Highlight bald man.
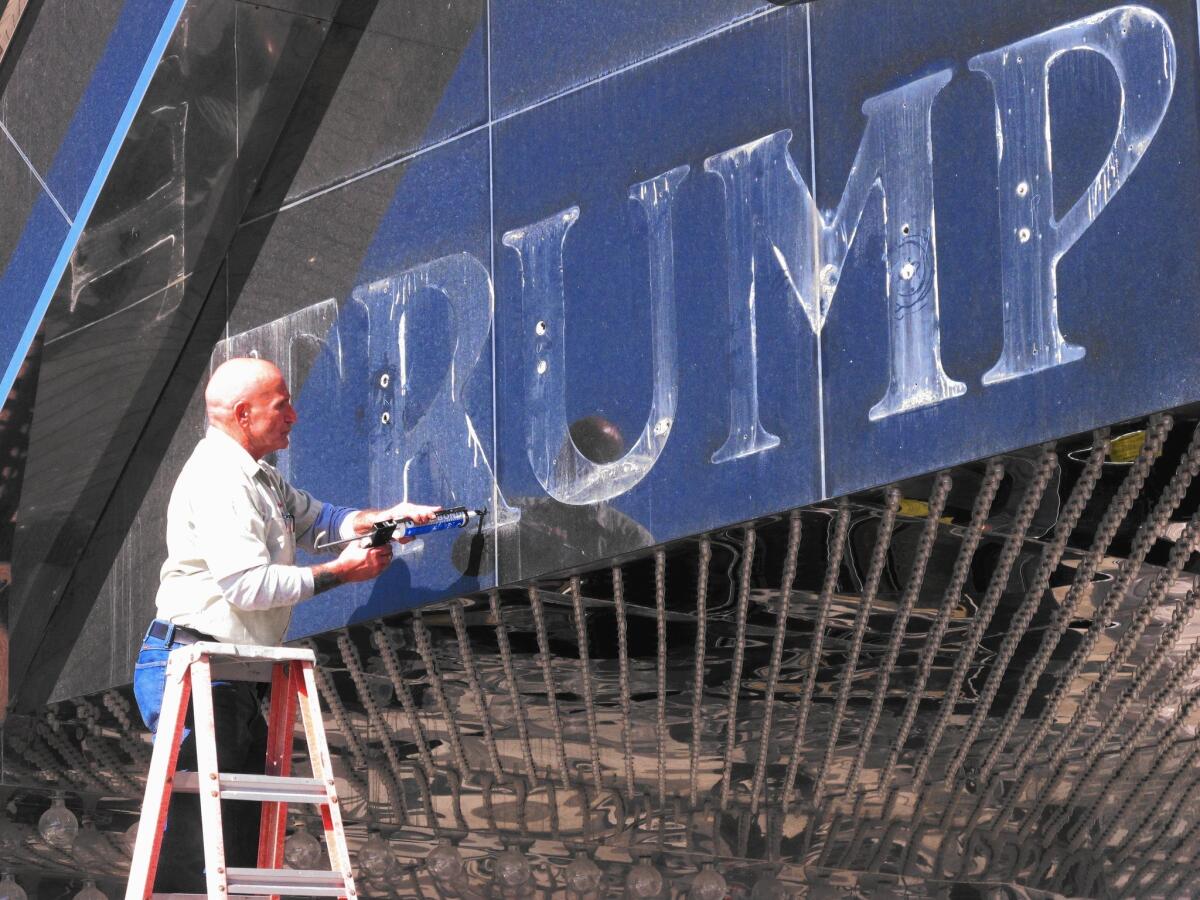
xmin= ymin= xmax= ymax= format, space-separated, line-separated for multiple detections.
xmin=133 ymin=357 xmax=436 ymax=890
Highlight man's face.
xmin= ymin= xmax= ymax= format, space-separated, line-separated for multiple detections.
xmin=240 ymin=372 xmax=298 ymax=459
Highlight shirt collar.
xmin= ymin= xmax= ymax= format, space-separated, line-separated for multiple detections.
xmin=203 ymin=427 xmax=266 ymax=481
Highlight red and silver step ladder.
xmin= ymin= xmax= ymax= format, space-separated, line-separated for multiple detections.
xmin=125 ymin=642 xmax=357 ymax=898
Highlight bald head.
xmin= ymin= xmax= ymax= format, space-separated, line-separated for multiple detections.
xmin=207 ymin=357 xmax=297 ymax=458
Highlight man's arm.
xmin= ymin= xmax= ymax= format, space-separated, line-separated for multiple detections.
xmin=309 ymin=539 xmax=394 ymax=595
xmin=344 ymin=501 xmax=441 ymax=542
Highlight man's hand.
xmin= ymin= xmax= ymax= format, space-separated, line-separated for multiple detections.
xmin=335 ymin=538 xmax=393 ymax=581
xmin=311 ymin=537 xmax=393 ymax=594
xmin=376 ymin=501 xmax=441 ymax=544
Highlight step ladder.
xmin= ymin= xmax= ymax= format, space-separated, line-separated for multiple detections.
xmin=125 ymin=642 xmax=357 ymax=899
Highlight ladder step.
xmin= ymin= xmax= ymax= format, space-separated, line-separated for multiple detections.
xmin=151 ymin=895 xmax=270 ymax=899
xmin=173 ymin=771 xmax=331 ymax=804
xmin=226 ymin=868 xmax=348 ymax=896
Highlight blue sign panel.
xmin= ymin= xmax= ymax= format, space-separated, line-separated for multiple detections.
xmin=71 ymin=0 xmax=1200 ymax=644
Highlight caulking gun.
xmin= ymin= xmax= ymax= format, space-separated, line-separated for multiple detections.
xmin=316 ymin=506 xmax=487 ymax=551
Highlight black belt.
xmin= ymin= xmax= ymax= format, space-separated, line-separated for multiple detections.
xmin=145 ymin=619 xmax=215 ymax=646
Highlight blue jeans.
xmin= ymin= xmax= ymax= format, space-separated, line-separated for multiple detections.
xmin=133 ymin=624 xmax=267 ymax=891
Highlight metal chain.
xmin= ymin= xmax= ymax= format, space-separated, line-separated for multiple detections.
xmin=689 ymin=539 xmax=711 ymax=809
xmin=40 ymin=715 xmax=111 ymax=793
xmin=784 ymin=500 xmax=850 ymax=812
xmin=880 ymin=461 xmax=1004 ymax=789
xmin=337 ymin=630 xmax=409 ymax=824
xmin=612 ymin=565 xmax=638 ymax=798
xmin=1019 ymin=417 xmax=1179 ymax=779
xmin=1089 ymin=696 xmax=1200 ymax=852
xmin=850 ymin=475 xmax=951 ymax=793
xmin=449 ymin=600 xmax=505 ymax=782
xmin=1035 ymin=596 xmax=1200 ymax=843
xmin=101 ymin=690 xmax=152 ymax=765
xmin=488 ymin=590 xmax=539 ymax=780
xmin=73 ymin=702 xmax=141 ymax=795
xmin=719 ymin=530 xmax=755 ymax=811
xmin=981 ymin=413 xmax=1170 ymax=786
xmin=303 ymin=640 xmax=372 ymax=799
xmin=569 ymin=577 xmax=605 ymax=796
xmin=954 ymin=429 xmax=1106 ymax=787
xmin=1052 ymin=507 xmax=1200 ymax=777
xmin=410 ymin=612 xmax=471 ymax=778
xmin=829 ymin=488 xmax=901 ymax=798
xmin=932 ymin=444 xmax=1058 ymax=786
xmin=1079 ymin=650 xmax=1200 ymax=853
xmin=528 ymin=586 xmax=571 ymax=788
xmin=7 ymin=731 xmax=67 ymax=785
xmin=372 ymin=626 xmax=437 ymax=778
xmin=750 ymin=510 xmax=802 ymax=815
xmin=655 ymin=547 xmax=669 ymax=809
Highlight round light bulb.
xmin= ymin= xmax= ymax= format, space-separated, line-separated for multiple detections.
xmin=284 ymin=821 xmax=322 ymax=869
xmin=564 ymin=853 xmax=603 ymax=895
xmin=690 ymin=865 xmax=727 ymax=900
xmin=626 ymin=860 xmax=663 ymax=898
xmin=0 ymin=872 xmax=27 ymax=900
xmin=357 ymin=830 xmax=397 ymax=877
xmin=749 ymin=876 xmax=788 ymax=899
xmin=73 ymin=880 xmax=107 ymax=900
xmin=38 ymin=793 xmax=78 ymax=850
xmin=494 ymin=846 xmax=532 ymax=888
xmin=425 ymin=840 xmax=464 ymax=883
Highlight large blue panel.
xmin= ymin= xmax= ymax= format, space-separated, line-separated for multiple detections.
xmin=811 ymin=0 xmax=1200 ymax=496
xmin=219 ymin=131 xmax=498 ymax=634
xmin=489 ymin=0 xmax=772 ymax=118
xmin=492 ymin=7 xmax=815 ymax=581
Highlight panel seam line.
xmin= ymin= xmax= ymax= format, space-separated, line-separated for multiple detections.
xmin=0 ymin=119 xmax=73 ymax=225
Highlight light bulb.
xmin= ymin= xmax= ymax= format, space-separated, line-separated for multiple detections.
xmin=494 ymin=846 xmax=532 ymax=889
xmin=690 ymin=865 xmax=727 ymax=900
xmin=425 ymin=839 xmax=464 ymax=882
xmin=564 ymin=853 xmax=603 ymax=895
xmin=749 ymin=876 xmax=787 ymax=899
xmin=73 ymin=880 xmax=107 ymax=900
xmin=626 ymin=860 xmax=663 ymax=898
xmin=357 ymin=830 xmax=397 ymax=877
xmin=284 ymin=821 xmax=322 ymax=869
xmin=0 ymin=873 xmax=26 ymax=900
xmin=38 ymin=793 xmax=78 ymax=850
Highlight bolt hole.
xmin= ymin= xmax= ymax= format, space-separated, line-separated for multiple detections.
xmin=535 ymin=320 xmax=548 ymax=336
xmin=536 ymin=360 xmax=548 ymax=375
xmin=380 ymin=411 xmax=391 ymax=425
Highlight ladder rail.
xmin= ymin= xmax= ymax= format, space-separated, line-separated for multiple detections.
xmin=258 ymin=660 xmax=299 ymax=872
xmin=126 ymin=660 xmax=193 ymax=899
xmin=297 ymin=660 xmax=356 ymax=893
xmin=189 ymin=655 xmax=230 ymax=897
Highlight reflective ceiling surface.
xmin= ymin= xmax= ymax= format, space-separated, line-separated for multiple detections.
xmin=3 ymin=414 xmax=1200 ymax=897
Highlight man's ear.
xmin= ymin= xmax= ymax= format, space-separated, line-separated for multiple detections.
xmin=233 ymin=399 xmax=251 ymax=425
